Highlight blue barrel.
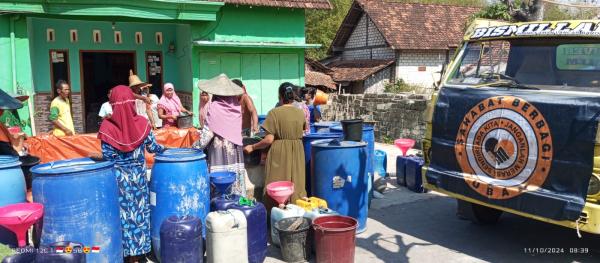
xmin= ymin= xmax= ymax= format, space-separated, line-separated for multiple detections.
xmin=160 ymin=215 xmax=203 ymax=263
xmin=31 ymin=158 xmax=121 ymax=263
xmin=230 ymin=202 xmax=267 ymax=263
xmin=258 ymin=115 xmax=267 ymax=125
xmin=303 ymin=133 xmax=342 ymax=196
xmin=0 ymin=155 xmax=25 ymax=207
xmin=331 ymin=125 xmax=375 ymax=206
xmin=313 ymin=121 xmax=340 ymax=133
xmin=0 ymin=155 xmax=25 ymax=247
xmin=311 ymin=139 xmax=368 ymax=233
xmin=35 ymin=241 xmax=86 ymax=263
xmin=150 ymin=148 xmax=209 ymax=258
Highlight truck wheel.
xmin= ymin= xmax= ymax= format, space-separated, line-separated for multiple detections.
xmin=456 ymin=199 xmax=502 ymax=225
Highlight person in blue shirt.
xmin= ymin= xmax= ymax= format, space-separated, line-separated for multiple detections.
xmin=306 ymin=88 xmax=321 ymax=123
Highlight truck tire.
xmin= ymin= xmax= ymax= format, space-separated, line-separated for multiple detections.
xmin=456 ymin=199 xmax=502 ymax=225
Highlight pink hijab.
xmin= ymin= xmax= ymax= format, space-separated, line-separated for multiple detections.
xmin=158 ymin=83 xmax=182 ymax=116
xmin=206 ymin=95 xmax=242 ymax=146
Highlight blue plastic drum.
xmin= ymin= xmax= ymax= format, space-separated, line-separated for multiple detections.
xmin=31 ymin=158 xmax=122 ymax=263
xmin=302 ymin=133 xmax=342 ymax=196
xmin=0 ymin=155 xmax=25 ymax=247
xmin=150 ymin=148 xmax=209 ymax=258
xmin=311 ymin=139 xmax=369 ymax=233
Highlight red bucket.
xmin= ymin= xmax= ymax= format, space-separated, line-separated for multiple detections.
xmin=312 ymin=215 xmax=358 ymax=263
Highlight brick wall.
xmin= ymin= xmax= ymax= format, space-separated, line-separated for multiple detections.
xmin=343 ymin=14 xmax=395 ymax=60
xmin=321 ymin=93 xmax=429 ymax=147
xmin=34 ymin=93 xmax=85 ymax=135
xmin=364 ymin=67 xmax=391 ymax=94
xmin=396 ymin=50 xmax=449 ymax=89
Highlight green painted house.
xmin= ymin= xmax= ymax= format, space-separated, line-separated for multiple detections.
xmin=0 ymin=0 xmax=331 ymax=135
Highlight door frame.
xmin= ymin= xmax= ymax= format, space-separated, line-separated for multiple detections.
xmin=79 ymin=50 xmax=137 ymax=132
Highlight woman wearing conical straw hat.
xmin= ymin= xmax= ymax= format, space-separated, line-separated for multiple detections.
xmin=193 ymin=74 xmax=247 ymax=196
xmin=128 ymin=70 xmax=157 ymax=129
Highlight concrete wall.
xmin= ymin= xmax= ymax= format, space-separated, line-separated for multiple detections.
xmin=342 ymin=14 xmax=394 ymax=60
xmin=396 ymin=49 xmax=452 ymax=89
xmin=321 ymin=93 xmax=429 ymax=147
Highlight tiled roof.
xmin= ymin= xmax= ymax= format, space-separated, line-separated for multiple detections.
xmin=331 ymin=0 xmax=480 ymax=51
xmin=305 ymin=70 xmax=337 ymax=90
xmin=208 ymin=0 xmax=332 ymax=9
xmin=327 ymin=59 xmax=394 ymax=82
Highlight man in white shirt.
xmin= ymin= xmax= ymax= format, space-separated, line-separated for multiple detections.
xmin=98 ymin=89 xmax=113 ymax=119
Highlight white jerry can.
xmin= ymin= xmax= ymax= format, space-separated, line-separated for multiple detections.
xmin=303 ymin=208 xmax=339 ymax=222
xmin=270 ymin=204 xmax=305 ymax=246
xmin=206 ymin=209 xmax=249 ymax=263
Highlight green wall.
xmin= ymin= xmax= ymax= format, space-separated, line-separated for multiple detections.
xmin=29 ymin=17 xmax=193 ymax=93
xmin=0 ymin=15 xmax=34 ymax=135
xmin=193 ymin=5 xmax=306 ymax=44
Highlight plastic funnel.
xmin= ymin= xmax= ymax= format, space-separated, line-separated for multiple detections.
xmin=394 ymin=138 xmax=415 ymax=156
xmin=0 ymin=203 xmax=44 ymax=247
xmin=266 ymin=181 xmax=294 ymax=206
xmin=210 ymin=172 xmax=236 ymax=198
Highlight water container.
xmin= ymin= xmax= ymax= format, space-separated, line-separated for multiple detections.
xmin=396 ymin=155 xmax=409 ymax=186
xmin=331 ymin=125 xmax=375 ymax=206
xmin=303 ymin=208 xmax=338 ymax=222
xmin=35 ymin=241 xmax=86 ymax=263
xmin=406 ymin=156 xmax=425 ymax=193
xmin=0 ymin=156 xmax=25 ymax=207
xmin=230 ymin=201 xmax=267 ymax=263
xmin=312 ymin=121 xmax=340 ymax=133
xmin=374 ymin=150 xmax=387 ymax=178
xmin=275 ymin=217 xmax=311 ymax=262
xmin=295 ymin=197 xmax=328 ymax=212
xmin=206 ymin=210 xmax=248 ymax=263
xmin=0 ymin=155 xmax=23 ymax=247
xmin=311 ymin=139 xmax=369 ymax=233
xmin=302 ymin=133 xmax=342 ymax=196
xmin=258 ymin=115 xmax=267 ymax=125
xmin=210 ymin=195 xmax=241 ymax=212
xmin=31 ymin=158 xmax=121 ymax=263
xmin=150 ymin=148 xmax=210 ymax=258
xmin=313 ymin=216 xmax=358 ymax=263
xmin=160 ymin=215 xmax=203 ymax=263
xmin=270 ymin=204 xmax=305 ymax=246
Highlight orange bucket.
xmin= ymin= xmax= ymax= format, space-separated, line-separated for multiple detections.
xmin=314 ymin=89 xmax=329 ymax=106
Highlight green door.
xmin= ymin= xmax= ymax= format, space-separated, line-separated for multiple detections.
xmin=198 ymin=52 xmax=301 ymax=115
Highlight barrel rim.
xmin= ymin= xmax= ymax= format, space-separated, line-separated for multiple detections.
xmin=303 ymin=133 xmax=342 ymax=139
xmin=154 ymin=148 xmax=206 ymax=162
xmin=0 ymin=155 xmax=21 ymax=169
xmin=30 ymin=157 xmax=113 ymax=175
xmin=311 ymin=139 xmax=367 ymax=148
xmin=312 ymin=215 xmax=358 ymax=233
xmin=330 ymin=124 xmax=374 ymax=132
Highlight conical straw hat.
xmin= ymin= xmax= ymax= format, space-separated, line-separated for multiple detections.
xmin=0 ymin=89 xmax=23 ymax=110
xmin=128 ymin=70 xmax=152 ymax=89
xmin=198 ymin=74 xmax=244 ymax=96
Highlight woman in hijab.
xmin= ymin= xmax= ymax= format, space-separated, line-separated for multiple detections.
xmin=199 ymin=91 xmax=210 ymax=127
xmin=193 ymin=74 xmax=247 ymax=196
xmin=158 ymin=83 xmax=193 ymax=128
xmin=97 ymin=85 xmax=166 ymax=263
xmin=244 ymin=82 xmax=307 ymax=207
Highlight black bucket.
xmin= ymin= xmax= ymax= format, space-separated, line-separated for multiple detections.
xmin=19 ymin=155 xmax=40 ymax=190
xmin=275 ymin=217 xmax=311 ymax=263
xmin=340 ymin=119 xmax=363 ymax=142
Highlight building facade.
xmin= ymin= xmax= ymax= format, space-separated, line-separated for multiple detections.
xmin=326 ymin=0 xmax=479 ymax=94
xmin=0 ymin=0 xmax=330 ymax=135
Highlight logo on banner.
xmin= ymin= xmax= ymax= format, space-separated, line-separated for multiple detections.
xmin=455 ymin=96 xmax=553 ymax=199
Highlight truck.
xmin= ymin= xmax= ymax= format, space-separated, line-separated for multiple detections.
xmin=423 ymin=19 xmax=600 ymax=235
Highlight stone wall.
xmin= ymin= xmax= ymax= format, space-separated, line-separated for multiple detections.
xmin=364 ymin=67 xmax=391 ymax=94
xmin=321 ymin=93 xmax=429 ymax=147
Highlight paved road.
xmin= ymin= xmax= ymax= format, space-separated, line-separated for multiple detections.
xmin=266 ymin=184 xmax=599 ymax=263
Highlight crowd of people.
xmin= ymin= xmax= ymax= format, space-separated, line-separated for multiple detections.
xmin=0 ymin=71 xmax=324 ymax=263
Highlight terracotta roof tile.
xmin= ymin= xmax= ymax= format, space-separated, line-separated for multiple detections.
xmin=327 ymin=59 xmax=394 ymax=82
xmin=305 ymin=70 xmax=337 ymax=90
xmin=332 ymin=0 xmax=479 ymax=51
xmin=208 ymin=0 xmax=332 ymax=9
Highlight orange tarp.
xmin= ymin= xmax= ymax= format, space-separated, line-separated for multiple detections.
xmin=26 ymin=127 xmax=200 ymax=167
